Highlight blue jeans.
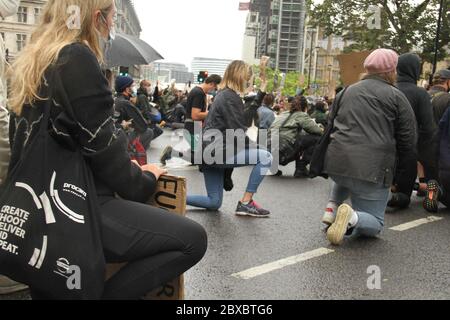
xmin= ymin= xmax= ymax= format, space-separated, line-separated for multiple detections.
xmin=329 ymin=175 xmax=390 ymax=238
xmin=187 ymin=148 xmax=273 ymax=210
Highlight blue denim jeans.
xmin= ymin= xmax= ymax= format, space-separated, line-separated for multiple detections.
xmin=187 ymin=148 xmax=273 ymax=210
xmin=329 ymin=175 xmax=390 ymax=238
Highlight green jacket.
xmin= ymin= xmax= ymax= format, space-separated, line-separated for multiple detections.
xmin=269 ymin=111 xmax=322 ymax=145
xmin=311 ymin=110 xmax=328 ymax=126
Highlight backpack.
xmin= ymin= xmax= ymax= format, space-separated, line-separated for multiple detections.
xmin=128 ymin=137 xmax=148 ymax=166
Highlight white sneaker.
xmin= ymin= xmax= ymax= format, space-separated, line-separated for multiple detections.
xmin=322 ymin=207 xmax=336 ymax=225
xmin=327 ymin=204 xmax=357 ymax=245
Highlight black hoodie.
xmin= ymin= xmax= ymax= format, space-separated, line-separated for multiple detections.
xmin=396 ymin=53 xmax=436 ymax=150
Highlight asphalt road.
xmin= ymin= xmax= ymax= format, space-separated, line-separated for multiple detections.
xmin=152 ymin=130 xmax=450 ymax=300
xmin=2 ymin=129 xmax=449 ymax=300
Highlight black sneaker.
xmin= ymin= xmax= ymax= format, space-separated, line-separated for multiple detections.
xmin=387 ymin=192 xmax=410 ymax=209
xmin=224 ymin=169 xmax=234 ymax=192
xmin=160 ymin=146 xmax=173 ymax=166
xmin=423 ymin=180 xmax=440 ymax=213
xmin=236 ymin=201 xmax=271 ymax=218
xmin=294 ymin=167 xmax=309 ymax=178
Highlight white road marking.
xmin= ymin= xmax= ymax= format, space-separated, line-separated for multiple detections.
xmin=231 ymin=248 xmax=335 ymax=280
xmin=389 ymin=216 xmax=444 ymax=232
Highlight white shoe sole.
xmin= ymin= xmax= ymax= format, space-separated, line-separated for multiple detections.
xmin=235 ymin=211 xmax=270 ymax=218
xmin=327 ymin=204 xmax=353 ymax=245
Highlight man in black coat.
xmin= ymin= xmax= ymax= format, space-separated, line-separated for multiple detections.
xmin=114 ymin=76 xmax=154 ymax=150
xmin=429 ymin=69 xmax=450 ymax=125
xmin=389 ymin=53 xmax=438 ymax=209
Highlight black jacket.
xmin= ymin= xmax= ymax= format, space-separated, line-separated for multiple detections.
xmin=429 ymin=86 xmax=450 ymax=125
xmin=114 ymin=94 xmax=148 ymax=134
xmin=396 ymin=53 xmax=436 ymax=152
xmin=201 ymin=88 xmax=256 ymax=164
xmin=324 ymin=75 xmax=417 ymax=186
xmin=9 ymin=43 xmax=156 ymax=202
xmin=136 ymin=88 xmax=152 ymax=120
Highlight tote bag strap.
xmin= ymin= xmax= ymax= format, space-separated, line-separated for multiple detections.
xmin=328 ymin=87 xmax=349 ymax=128
xmin=39 ymin=69 xmax=56 ymax=136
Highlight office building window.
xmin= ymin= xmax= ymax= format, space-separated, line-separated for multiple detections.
xmin=34 ymin=8 xmax=41 ymax=23
xmin=17 ymin=6 xmax=27 ymax=23
xmin=17 ymin=34 xmax=27 ymax=51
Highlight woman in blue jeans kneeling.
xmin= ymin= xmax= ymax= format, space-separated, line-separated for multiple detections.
xmin=322 ymin=49 xmax=417 ymax=245
xmin=187 ymin=60 xmax=273 ymax=218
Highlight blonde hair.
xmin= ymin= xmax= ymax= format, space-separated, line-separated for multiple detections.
xmin=219 ymin=60 xmax=252 ymax=94
xmin=8 ymin=0 xmax=114 ymax=115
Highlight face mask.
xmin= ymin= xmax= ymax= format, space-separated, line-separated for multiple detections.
xmin=131 ymin=87 xmax=138 ymax=97
xmin=97 ymin=13 xmax=115 ymax=58
xmin=101 ymin=13 xmax=116 ymax=41
xmin=98 ymin=34 xmax=112 ymax=57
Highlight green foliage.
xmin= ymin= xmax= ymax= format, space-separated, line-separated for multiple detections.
xmin=253 ymin=65 xmax=306 ymax=96
xmin=309 ymin=0 xmax=450 ymax=63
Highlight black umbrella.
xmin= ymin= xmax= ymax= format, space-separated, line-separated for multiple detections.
xmin=106 ymin=33 xmax=164 ymax=67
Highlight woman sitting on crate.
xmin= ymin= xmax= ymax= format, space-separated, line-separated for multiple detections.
xmin=268 ymin=96 xmax=323 ymax=178
xmin=7 ymin=0 xmax=207 ymax=299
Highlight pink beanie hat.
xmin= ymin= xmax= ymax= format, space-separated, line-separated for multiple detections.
xmin=364 ymin=49 xmax=399 ymax=74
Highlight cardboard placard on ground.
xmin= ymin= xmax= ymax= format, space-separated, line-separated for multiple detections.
xmin=337 ymin=51 xmax=372 ymax=86
xmin=105 ymin=175 xmax=187 ymax=300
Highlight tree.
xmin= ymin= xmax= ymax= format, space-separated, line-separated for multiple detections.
xmin=253 ymin=65 xmax=304 ymax=96
xmin=309 ymin=0 xmax=450 ymax=64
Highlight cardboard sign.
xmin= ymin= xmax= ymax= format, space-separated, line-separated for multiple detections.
xmin=337 ymin=51 xmax=372 ymax=86
xmin=105 ymin=175 xmax=187 ymax=300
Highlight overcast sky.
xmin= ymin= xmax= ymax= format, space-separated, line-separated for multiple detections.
xmin=134 ymin=0 xmax=248 ymax=70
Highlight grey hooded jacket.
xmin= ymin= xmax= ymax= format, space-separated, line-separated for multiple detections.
xmin=324 ymin=75 xmax=417 ymax=187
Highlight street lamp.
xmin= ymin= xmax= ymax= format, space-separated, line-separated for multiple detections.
xmin=307 ymin=29 xmax=315 ymax=89
xmin=313 ymin=46 xmax=321 ymax=89
xmin=430 ymin=0 xmax=445 ymax=84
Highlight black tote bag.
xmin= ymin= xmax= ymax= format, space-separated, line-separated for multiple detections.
xmin=0 ymin=79 xmax=105 ymax=299
xmin=309 ymin=87 xmax=348 ymax=179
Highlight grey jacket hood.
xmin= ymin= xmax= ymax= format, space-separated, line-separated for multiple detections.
xmin=397 ymin=53 xmax=421 ymax=83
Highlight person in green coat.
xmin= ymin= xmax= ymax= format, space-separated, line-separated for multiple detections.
xmin=269 ymin=96 xmax=323 ymax=177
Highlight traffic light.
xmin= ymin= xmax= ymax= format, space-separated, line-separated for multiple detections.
xmin=119 ymin=66 xmax=129 ymax=77
xmin=197 ymin=71 xmax=208 ymax=83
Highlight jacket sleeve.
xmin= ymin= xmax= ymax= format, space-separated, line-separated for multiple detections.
xmin=417 ymin=90 xmax=436 ymax=143
xmin=252 ymin=90 xmax=266 ymax=109
xmin=301 ymin=115 xmax=323 ymax=136
xmin=395 ymin=92 xmax=418 ymax=157
xmin=55 ymin=44 xmax=156 ymax=203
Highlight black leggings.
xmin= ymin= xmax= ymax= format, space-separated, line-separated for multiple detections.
xmin=99 ymin=196 xmax=207 ymax=299
xmin=31 ymin=196 xmax=207 ymax=300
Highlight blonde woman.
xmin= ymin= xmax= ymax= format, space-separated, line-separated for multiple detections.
xmin=8 ymin=0 xmax=206 ymax=299
xmin=187 ymin=60 xmax=273 ymax=217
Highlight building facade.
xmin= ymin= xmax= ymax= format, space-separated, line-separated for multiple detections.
xmin=243 ymin=0 xmax=307 ymax=73
xmin=114 ymin=0 xmax=142 ymax=78
xmin=191 ymin=57 xmax=233 ymax=82
xmin=141 ymin=61 xmax=194 ymax=84
xmin=0 ymin=0 xmax=46 ymax=62
xmin=115 ymin=0 xmax=141 ymax=37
